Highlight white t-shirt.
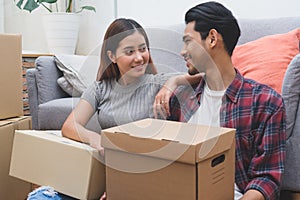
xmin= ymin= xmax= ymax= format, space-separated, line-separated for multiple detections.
xmin=188 ymin=83 xmax=225 ymax=127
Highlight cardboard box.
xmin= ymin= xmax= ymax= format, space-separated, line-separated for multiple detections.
xmin=0 ymin=34 xmax=23 ymax=120
xmin=0 ymin=116 xmax=32 ymax=200
xmin=9 ymin=130 xmax=106 ymax=200
xmin=102 ymin=118 xmax=236 ymax=200
xmin=292 ymin=193 xmax=300 ymax=200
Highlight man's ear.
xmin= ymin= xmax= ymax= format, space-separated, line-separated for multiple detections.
xmin=107 ymin=51 xmax=116 ymax=63
xmin=208 ymin=29 xmax=218 ymax=47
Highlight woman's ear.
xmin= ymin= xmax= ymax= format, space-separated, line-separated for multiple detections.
xmin=107 ymin=51 xmax=116 ymax=63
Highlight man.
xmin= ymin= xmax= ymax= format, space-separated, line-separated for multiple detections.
xmin=155 ymin=2 xmax=286 ymax=200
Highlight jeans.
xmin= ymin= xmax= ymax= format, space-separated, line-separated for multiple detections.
xmin=27 ymin=186 xmax=77 ymax=200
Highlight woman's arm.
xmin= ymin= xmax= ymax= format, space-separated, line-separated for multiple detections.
xmin=62 ymin=99 xmax=103 ymax=152
xmin=153 ymin=73 xmax=202 ymax=119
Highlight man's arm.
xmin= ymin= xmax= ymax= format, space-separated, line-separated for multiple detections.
xmin=244 ymin=96 xmax=286 ymax=200
xmin=153 ymin=73 xmax=201 ymax=119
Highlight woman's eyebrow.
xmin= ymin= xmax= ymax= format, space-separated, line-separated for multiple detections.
xmin=123 ymin=46 xmax=134 ymax=50
xmin=123 ymin=43 xmax=146 ymax=50
xmin=138 ymin=43 xmax=146 ymax=47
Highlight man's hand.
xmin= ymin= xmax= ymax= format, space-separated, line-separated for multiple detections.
xmin=153 ymin=85 xmax=172 ymax=119
xmin=240 ymin=189 xmax=265 ymax=200
xmin=99 ymin=192 xmax=106 ymax=200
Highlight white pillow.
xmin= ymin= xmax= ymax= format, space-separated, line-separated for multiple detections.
xmin=54 ymin=55 xmax=100 ymax=95
xmin=57 ymin=76 xmax=82 ymax=97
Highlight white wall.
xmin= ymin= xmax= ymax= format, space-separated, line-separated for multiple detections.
xmin=4 ymin=0 xmax=300 ymax=55
xmin=75 ymin=0 xmax=115 ymax=55
xmin=0 ymin=0 xmax=4 ymax=33
xmin=3 ymin=0 xmax=115 ymax=55
xmin=117 ymin=0 xmax=300 ymax=27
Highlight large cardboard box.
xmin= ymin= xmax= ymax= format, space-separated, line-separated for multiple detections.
xmin=9 ymin=130 xmax=106 ymax=200
xmin=0 ymin=116 xmax=32 ymax=200
xmin=0 ymin=34 xmax=23 ymax=120
xmin=102 ymin=118 xmax=236 ymax=200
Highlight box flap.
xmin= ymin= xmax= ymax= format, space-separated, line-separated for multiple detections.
xmin=102 ymin=119 xmax=235 ymax=164
xmin=0 ymin=120 xmax=11 ymax=127
xmin=0 ymin=116 xmax=31 ymax=128
xmin=15 ymin=130 xmax=101 ymax=160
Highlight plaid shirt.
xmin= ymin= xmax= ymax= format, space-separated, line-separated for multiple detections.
xmin=168 ymin=70 xmax=286 ymax=200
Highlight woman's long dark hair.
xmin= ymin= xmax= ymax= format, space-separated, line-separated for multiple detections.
xmin=97 ymin=18 xmax=157 ymax=81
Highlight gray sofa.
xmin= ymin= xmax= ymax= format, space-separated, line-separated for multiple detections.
xmin=26 ymin=17 xmax=300 ymax=195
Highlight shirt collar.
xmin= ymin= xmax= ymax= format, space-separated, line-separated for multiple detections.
xmin=226 ymin=68 xmax=243 ymax=103
xmin=191 ymin=76 xmax=205 ymax=100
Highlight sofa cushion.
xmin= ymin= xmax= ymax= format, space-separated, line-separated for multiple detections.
xmin=232 ymin=28 xmax=300 ymax=94
xmin=38 ymin=98 xmax=101 ymax=132
xmin=38 ymin=98 xmax=79 ymax=130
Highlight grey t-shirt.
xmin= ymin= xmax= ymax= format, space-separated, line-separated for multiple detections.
xmin=81 ymin=73 xmax=174 ymax=129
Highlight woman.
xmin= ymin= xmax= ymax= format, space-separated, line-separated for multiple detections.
xmin=61 ymin=18 xmax=197 ymax=152
xmin=28 ymin=18 xmax=198 ymax=200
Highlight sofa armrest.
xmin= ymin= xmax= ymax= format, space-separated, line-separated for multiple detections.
xmin=282 ymin=54 xmax=300 ymax=139
xmin=26 ymin=56 xmax=70 ymax=129
xmin=26 ymin=68 xmax=39 ymax=129
xmin=35 ymin=56 xmax=70 ymax=104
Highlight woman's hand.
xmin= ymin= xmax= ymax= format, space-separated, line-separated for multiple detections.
xmin=88 ymin=133 xmax=105 ymax=156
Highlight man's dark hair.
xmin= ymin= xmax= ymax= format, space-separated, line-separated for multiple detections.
xmin=185 ymin=1 xmax=240 ymax=56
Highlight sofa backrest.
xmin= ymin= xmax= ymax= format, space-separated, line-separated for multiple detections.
xmin=146 ymin=17 xmax=300 ymax=74
xmin=237 ymin=17 xmax=300 ymax=45
xmin=146 ymin=26 xmax=186 ymax=74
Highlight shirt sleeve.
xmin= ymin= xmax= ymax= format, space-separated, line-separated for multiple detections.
xmin=153 ymin=72 xmax=183 ymax=88
xmin=245 ymin=98 xmax=286 ymax=200
xmin=80 ymin=81 xmax=103 ymax=112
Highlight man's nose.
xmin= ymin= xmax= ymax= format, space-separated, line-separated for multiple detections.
xmin=180 ymin=48 xmax=187 ymax=58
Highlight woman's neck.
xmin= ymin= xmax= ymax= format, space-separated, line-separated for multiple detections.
xmin=118 ymin=75 xmax=140 ymax=85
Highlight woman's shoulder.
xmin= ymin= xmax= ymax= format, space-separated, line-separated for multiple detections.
xmin=85 ymin=79 xmax=115 ymax=95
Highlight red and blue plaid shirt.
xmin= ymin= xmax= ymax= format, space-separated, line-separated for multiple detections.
xmin=168 ymin=69 xmax=286 ymax=200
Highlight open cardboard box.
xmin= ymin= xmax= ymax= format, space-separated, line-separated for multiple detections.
xmin=9 ymin=130 xmax=105 ymax=200
xmin=102 ymin=118 xmax=236 ymax=200
xmin=0 ymin=116 xmax=32 ymax=199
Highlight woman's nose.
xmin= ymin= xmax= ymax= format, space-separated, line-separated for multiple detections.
xmin=134 ymin=52 xmax=143 ymax=61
